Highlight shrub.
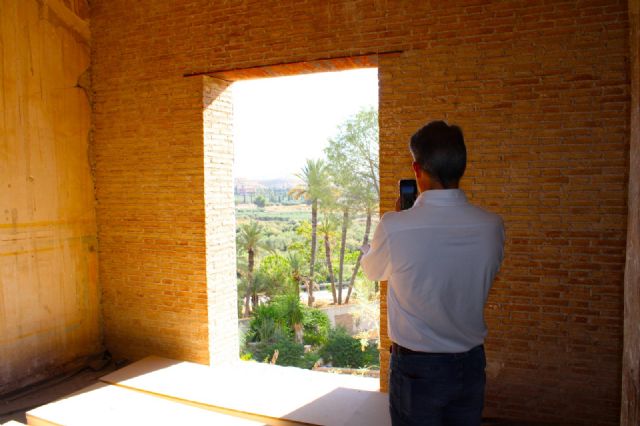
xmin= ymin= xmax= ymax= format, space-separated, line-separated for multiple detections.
xmin=247 ymin=335 xmax=319 ymax=369
xmin=246 ymin=303 xmax=289 ymax=343
xmin=246 ymin=295 xmax=330 ymax=346
xmin=361 ymin=341 xmax=380 ymax=368
xmin=320 ymin=327 xmax=379 ymax=368
xmin=302 ymin=307 xmax=330 ymax=346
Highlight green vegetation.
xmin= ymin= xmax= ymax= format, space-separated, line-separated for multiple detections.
xmin=236 ymin=107 xmax=381 ymax=372
xmin=253 ymin=194 xmax=266 ymax=208
xmin=245 ymin=295 xmax=329 ymax=345
xmin=289 ymin=158 xmax=332 ymax=306
xmin=302 ymin=308 xmax=331 ymax=346
xmin=236 ymin=209 xmax=309 ymax=222
xmin=241 ymin=296 xmax=378 ymax=370
xmin=247 ymin=337 xmax=321 ymax=369
xmin=320 ymin=327 xmax=379 ymax=369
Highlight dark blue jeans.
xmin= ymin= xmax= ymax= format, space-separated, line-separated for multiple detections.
xmin=389 ymin=345 xmax=486 ymax=426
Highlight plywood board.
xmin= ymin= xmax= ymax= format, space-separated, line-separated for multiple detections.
xmin=100 ymin=357 xmax=390 ymax=426
xmin=0 ymin=0 xmax=98 ymax=394
xmin=26 ymin=383 xmax=274 ymax=426
xmin=342 ymin=390 xmax=392 ymax=426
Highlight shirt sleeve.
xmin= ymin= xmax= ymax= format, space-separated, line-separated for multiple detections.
xmin=361 ymin=219 xmax=392 ymax=281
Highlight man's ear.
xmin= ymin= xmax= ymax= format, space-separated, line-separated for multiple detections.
xmin=412 ymin=162 xmax=422 ymax=177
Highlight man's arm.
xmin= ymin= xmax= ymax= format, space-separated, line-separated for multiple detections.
xmin=360 ymin=218 xmax=392 ymax=281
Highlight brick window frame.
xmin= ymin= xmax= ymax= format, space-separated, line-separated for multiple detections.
xmin=199 ymin=55 xmax=383 ymax=368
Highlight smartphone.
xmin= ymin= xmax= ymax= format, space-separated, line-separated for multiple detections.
xmin=399 ymin=179 xmax=418 ymax=210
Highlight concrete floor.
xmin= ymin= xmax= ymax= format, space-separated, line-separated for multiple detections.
xmin=0 ymin=363 xmax=117 ymax=424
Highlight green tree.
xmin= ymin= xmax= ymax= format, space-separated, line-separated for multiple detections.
xmin=253 ymin=253 xmax=291 ymax=301
xmin=289 ymin=221 xmax=329 ymax=298
xmin=285 ymin=251 xmax=306 ymax=296
xmin=289 ymin=159 xmax=331 ymax=306
xmin=237 ymin=221 xmax=267 ymax=316
xmin=325 ymin=107 xmax=379 ymax=304
xmin=318 ymin=213 xmax=339 ymax=304
xmin=254 ymin=194 xmax=266 ymax=208
xmin=344 ymin=197 xmax=377 ymax=303
xmin=286 ymin=294 xmax=305 ymax=344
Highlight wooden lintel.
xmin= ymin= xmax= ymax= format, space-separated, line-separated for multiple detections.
xmin=621 ymin=0 xmax=640 ymax=425
xmin=184 ymin=51 xmax=403 ymax=80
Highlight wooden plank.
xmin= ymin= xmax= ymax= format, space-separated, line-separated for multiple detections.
xmin=342 ymin=390 xmax=391 ymax=426
xmin=100 ymin=356 xmax=390 ymax=426
xmin=0 ymin=0 xmax=98 ymax=395
xmin=184 ymin=53 xmax=403 ymax=80
xmin=25 ymin=383 xmax=273 ymax=426
xmin=622 ymin=0 xmax=640 ymax=425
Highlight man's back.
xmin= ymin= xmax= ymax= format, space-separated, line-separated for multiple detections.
xmin=366 ymin=121 xmax=504 ymax=425
xmin=361 ymin=189 xmax=504 ymax=353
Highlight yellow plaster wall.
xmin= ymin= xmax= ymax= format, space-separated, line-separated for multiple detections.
xmin=0 ymin=0 xmax=100 ymax=393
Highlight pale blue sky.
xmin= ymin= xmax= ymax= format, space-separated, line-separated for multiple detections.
xmin=232 ymin=68 xmax=378 ymax=181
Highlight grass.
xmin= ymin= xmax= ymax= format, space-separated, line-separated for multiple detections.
xmin=236 ymin=208 xmax=310 ymax=222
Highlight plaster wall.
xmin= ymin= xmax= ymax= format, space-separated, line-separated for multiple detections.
xmin=0 ymin=0 xmax=100 ymax=394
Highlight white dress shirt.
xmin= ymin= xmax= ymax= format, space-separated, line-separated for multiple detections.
xmin=361 ymin=189 xmax=504 ymax=353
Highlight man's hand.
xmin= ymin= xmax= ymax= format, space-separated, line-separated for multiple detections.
xmin=395 ymin=196 xmax=402 ymax=212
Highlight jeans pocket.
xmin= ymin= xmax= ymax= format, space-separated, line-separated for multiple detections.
xmin=393 ymin=361 xmax=452 ymax=422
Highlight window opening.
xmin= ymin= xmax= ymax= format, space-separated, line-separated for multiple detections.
xmin=232 ymin=68 xmax=381 ymax=375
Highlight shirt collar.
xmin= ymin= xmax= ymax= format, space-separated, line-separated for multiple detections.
xmin=414 ymin=189 xmax=468 ymax=207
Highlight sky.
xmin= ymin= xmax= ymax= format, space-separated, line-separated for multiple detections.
xmin=232 ymin=68 xmax=378 ymax=181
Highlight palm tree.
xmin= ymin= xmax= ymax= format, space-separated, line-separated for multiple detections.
xmin=335 ymin=188 xmax=359 ymax=304
xmin=318 ymin=214 xmax=338 ymax=304
xmin=289 ymin=159 xmax=330 ymax=306
xmin=345 ymin=198 xmax=375 ymax=304
xmin=285 ymin=251 xmax=305 ymax=296
xmin=286 ymin=294 xmax=305 ymax=344
xmin=237 ymin=221 xmax=265 ymax=316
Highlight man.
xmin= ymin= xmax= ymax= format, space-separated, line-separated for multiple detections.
xmin=361 ymin=121 xmax=504 ymax=426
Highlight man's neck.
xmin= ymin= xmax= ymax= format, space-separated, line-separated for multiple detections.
xmin=426 ymin=182 xmax=459 ymax=191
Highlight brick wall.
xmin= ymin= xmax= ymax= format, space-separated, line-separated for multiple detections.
xmin=378 ymin=40 xmax=628 ymax=424
xmin=91 ymin=1 xmax=630 ymax=423
xmin=203 ymin=77 xmax=239 ymax=365
xmin=94 ymin=75 xmax=210 ymax=363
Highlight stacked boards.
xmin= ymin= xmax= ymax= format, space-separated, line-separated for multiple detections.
xmin=26 ymin=357 xmax=391 ymax=426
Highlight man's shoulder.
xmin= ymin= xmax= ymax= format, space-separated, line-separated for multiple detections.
xmin=466 ymin=203 xmax=504 ymax=225
xmin=379 ymin=208 xmax=427 ymax=234
xmin=379 ymin=210 xmax=406 ymax=229
xmin=463 ymin=204 xmax=505 ymax=242
xmin=465 ymin=204 xmax=506 ymax=248
xmin=381 ymin=202 xmax=504 ymax=232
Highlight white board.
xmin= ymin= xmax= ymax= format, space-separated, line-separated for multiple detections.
xmin=100 ymin=356 xmax=390 ymax=426
xmin=26 ymin=383 xmax=273 ymax=426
